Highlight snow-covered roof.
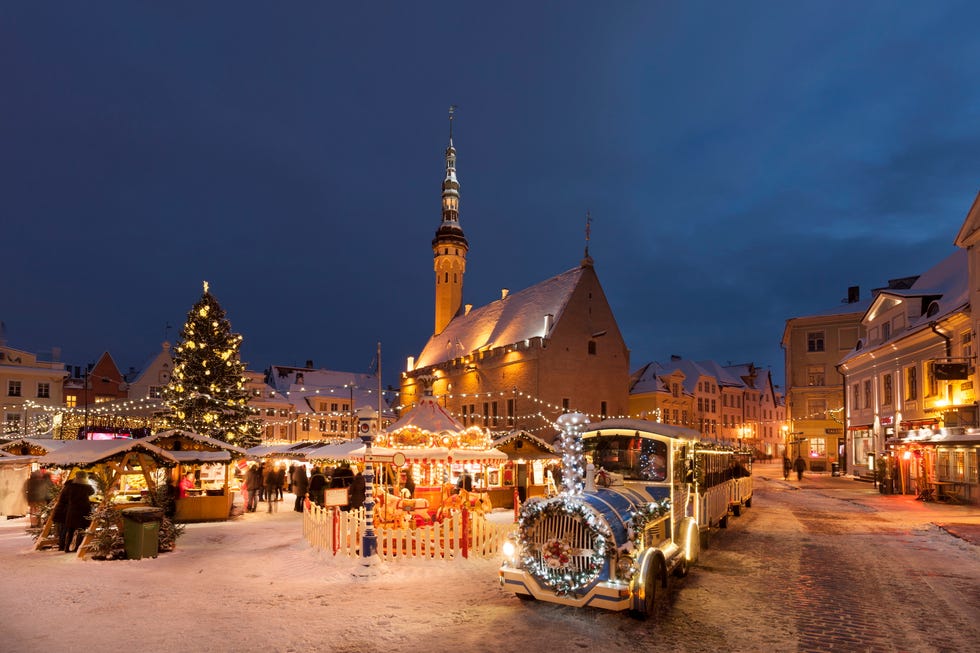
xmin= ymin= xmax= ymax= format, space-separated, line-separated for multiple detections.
xmin=841 ymin=249 xmax=967 ymax=364
xmin=0 ymin=438 xmax=71 ymax=455
xmin=144 ymin=429 xmax=249 ymax=456
xmin=387 ymin=395 xmax=465 ymax=434
xmin=492 ymin=431 xmax=560 ymax=460
xmin=415 ymin=266 xmax=585 ymax=369
xmin=583 ymin=418 xmax=701 ymax=441
xmin=38 ymin=440 xmax=179 ymax=467
xmin=170 ymin=450 xmax=232 ymax=463
xmin=267 ymin=368 xmax=378 ymax=395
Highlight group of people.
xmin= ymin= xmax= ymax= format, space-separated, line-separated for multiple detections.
xmin=243 ymin=462 xmax=287 ymax=513
xmin=783 ymin=455 xmax=807 ymax=481
xmin=241 ymin=461 xmax=370 ymax=513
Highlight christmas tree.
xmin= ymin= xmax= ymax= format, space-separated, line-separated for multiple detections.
xmin=163 ymin=281 xmax=261 ymax=448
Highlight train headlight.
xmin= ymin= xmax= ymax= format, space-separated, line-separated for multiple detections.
xmin=502 ymin=538 xmax=518 ymax=562
xmin=616 ymin=553 xmax=634 ymax=578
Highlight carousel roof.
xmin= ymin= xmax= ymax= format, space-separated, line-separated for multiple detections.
xmin=387 ymin=395 xmax=464 ymax=434
xmin=38 ymin=439 xmax=179 ymax=468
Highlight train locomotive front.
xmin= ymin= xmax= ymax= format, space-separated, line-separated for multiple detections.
xmin=499 ymin=415 xmax=701 ymax=617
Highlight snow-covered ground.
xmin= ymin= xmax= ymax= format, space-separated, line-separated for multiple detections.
xmin=2 ymin=466 xmax=979 ymax=653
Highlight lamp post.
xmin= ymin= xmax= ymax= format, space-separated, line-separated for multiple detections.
xmin=356 ymin=407 xmax=379 ymax=564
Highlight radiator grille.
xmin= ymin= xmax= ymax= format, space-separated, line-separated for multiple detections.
xmin=525 ymin=511 xmax=602 ymax=590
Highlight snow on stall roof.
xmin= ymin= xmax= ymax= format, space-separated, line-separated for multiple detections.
xmin=584 ymin=418 xmax=701 ymax=441
xmin=415 ymin=267 xmax=585 ymax=369
xmin=144 ymin=429 xmax=249 ymax=456
xmin=386 ymin=395 xmax=464 ymax=434
xmin=0 ymin=438 xmax=70 ymax=454
xmin=169 ymin=450 xmax=231 ymax=463
xmin=38 ymin=439 xmax=179 ymax=467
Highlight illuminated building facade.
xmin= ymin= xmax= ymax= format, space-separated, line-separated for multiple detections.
xmin=0 ymin=340 xmax=67 ymax=436
xmin=401 ymin=119 xmax=629 ymax=439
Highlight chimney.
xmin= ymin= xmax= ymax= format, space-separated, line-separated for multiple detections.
xmin=406 ymin=356 xmax=415 ymax=372
xmin=670 ymin=354 xmax=682 ymax=361
xmin=847 ymin=286 xmax=860 ymax=304
xmin=464 ymin=304 xmax=473 ymax=316
xmin=305 ymin=360 xmax=314 ymax=369
xmin=543 ymin=313 xmax=554 ymax=335
xmin=501 ymin=288 xmax=509 ymax=300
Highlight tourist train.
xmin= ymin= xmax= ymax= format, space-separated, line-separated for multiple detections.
xmin=499 ymin=413 xmax=752 ymax=618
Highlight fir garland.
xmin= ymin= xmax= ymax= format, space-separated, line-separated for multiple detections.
xmin=517 ymin=497 xmax=613 ymax=596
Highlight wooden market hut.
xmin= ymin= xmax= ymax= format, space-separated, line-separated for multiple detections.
xmin=143 ymin=429 xmax=249 ymax=521
xmin=492 ymin=430 xmax=562 ymax=506
xmin=35 ymin=439 xmax=179 ymax=558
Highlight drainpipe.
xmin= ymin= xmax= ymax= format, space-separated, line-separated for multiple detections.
xmin=835 ymin=362 xmax=847 ymax=475
xmin=930 ymin=321 xmax=952 ymax=357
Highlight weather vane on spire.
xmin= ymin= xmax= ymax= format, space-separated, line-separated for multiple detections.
xmin=449 ymin=104 xmax=457 ymax=140
xmin=583 ymin=212 xmax=594 ymax=265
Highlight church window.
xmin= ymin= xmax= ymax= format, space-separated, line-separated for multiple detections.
xmin=454 ymin=273 xmax=457 ymax=283
xmin=482 ymin=402 xmax=489 ymax=426
xmin=562 ymin=398 xmax=570 ymax=411
xmin=588 ymin=340 xmax=597 ymax=355
xmin=600 ymin=401 xmax=607 ymax=417
xmin=445 ymin=273 xmax=449 ymax=283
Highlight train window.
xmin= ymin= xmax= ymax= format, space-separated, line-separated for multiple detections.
xmin=585 ymin=436 xmax=668 ymax=482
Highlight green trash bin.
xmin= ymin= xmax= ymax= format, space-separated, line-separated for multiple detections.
xmin=121 ymin=507 xmax=163 ymax=560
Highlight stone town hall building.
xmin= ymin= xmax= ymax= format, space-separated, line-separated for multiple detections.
xmin=399 ymin=119 xmax=629 ymax=440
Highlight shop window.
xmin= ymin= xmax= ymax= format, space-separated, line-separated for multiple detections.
xmin=809 ymin=438 xmax=827 ymax=456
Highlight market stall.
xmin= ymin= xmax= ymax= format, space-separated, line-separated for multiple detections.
xmin=144 ymin=430 xmax=249 ymax=521
xmin=492 ymin=430 xmax=562 ymax=506
xmin=35 ymin=439 xmax=179 ymax=558
xmin=0 ymin=450 xmax=34 ymax=518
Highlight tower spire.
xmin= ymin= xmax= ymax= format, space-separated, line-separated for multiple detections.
xmin=432 ymin=106 xmax=468 ymax=335
xmin=581 ymin=212 xmax=594 ymax=267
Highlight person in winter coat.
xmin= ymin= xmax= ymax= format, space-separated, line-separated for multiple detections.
xmin=26 ymin=469 xmax=55 ymax=528
xmin=274 ymin=464 xmax=285 ymax=501
xmin=782 ymin=456 xmax=792 ymax=481
xmin=307 ymin=467 xmax=327 ymax=507
xmin=245 ymin=464 xmax=262 ymax=512
xmin=347 ymin=472 xmax=366 ymax=512
xmin=292 ymin=465 xmax=309 ymax=512
xmin=794 ymin=456 xmax=806 ymax=481
xmin=264 ymin=464 xmax=280 ymax=513
xmin=60 ymin=471 xmax=95 ymax=552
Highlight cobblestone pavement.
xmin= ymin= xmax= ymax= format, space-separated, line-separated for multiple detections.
xmin=657 ymin=463 xmax=980 ymax=653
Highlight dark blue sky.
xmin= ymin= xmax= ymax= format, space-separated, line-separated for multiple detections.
xmin=3 ymin=2 xmax=979 ymax=390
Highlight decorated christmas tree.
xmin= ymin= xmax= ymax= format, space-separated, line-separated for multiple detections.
xmin=163 ymin=281 xmax=261 ymax=448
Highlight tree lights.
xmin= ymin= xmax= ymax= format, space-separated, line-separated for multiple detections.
xmin=162 ymin=282 xmax=261 ymax=448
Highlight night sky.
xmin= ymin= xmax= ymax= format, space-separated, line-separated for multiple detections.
xmin=4 ymin=2 xmax=979 ymax=390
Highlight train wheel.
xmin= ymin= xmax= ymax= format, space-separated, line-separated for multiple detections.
xmin=732 ymin=503 xmax=742 ymax=516
xmin=745 ymin=496 xmax=752 ymax=508
xmin=719 ymin=513 xmax=729 ymax=529
xmin=629 ymin=556 xmax=662 ymax=619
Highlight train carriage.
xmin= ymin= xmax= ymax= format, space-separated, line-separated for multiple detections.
xmin=499 ymin=414 xmax=751 ymax=618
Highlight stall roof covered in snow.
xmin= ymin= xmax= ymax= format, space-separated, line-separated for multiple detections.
xmin=144 ymin=429 xmax=249 ymax=456
xmin=415 ymin=266 xmax=585 ymax=369
xmin=492 ymin=431 xmax=560 ymax=460
xmin=0 ymin=438 xmax=71 ymax=456
xmin=38 ymin=439 xmax=179 ymax=467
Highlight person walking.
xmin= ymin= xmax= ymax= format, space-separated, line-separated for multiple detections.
xmin=264 ymin=464 xmax=280 ymax=513
xmin=292 ymin=465 xmax=309 ymax=512
xmin=794 ymin=455 xmax=806 ymax=481
xmin=274 ymin=463 xmax=285 ymax=501
xmin=26 ymin=468 xmax=55 ymax=528
xmin=245 ymin=463 xmax=262 ymax=512
xmin=348 ymin=471 xmax=366 ymax=512
xmin=308 ymin=467 xmax=327 ymax=507
xmin=782 ymin=456 xmax=792 ymax=481
xmin=60 ymin=471 xmax=95 ymax=552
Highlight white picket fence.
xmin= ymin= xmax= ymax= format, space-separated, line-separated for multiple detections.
xmin=303 ymin=503 xmax=514 ymax=561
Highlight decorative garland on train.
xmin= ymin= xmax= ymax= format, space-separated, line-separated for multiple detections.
xmin=518 ymin=497 xmax=614 ymax=596
xmin=625 ymin=498 xmax=672 ymax=551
